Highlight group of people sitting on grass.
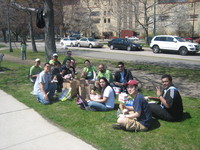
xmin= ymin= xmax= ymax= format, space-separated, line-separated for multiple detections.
xmin=29 ymin=50 xmax=183 ymax=132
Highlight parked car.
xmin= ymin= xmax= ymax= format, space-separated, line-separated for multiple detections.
xmin=77 ymin=37 xmax=103 ymax=48
xmin=195 ymin=38 xmax=200 ymax=44
xmin=60 ymin=37 xmax=77 ymax=48
xmin=150 ymin=35 xmax=199 ymax=55
xmin=128 ymin=36 xmax=139 ymax=41
xmin=70 ymin=34 xmax=82 ymax=39
xmin=108 ymin=38 xmax=142 ymax=51
xmin=183 ymin=37 xmax=192 ymax=42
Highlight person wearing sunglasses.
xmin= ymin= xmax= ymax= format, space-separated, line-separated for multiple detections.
xmin=114 ymin=62 xmax=133 ymax=92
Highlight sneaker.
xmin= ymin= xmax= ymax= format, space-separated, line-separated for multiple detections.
xmin=112 ymin=124 xmax=122 ymax=130
xmin=30 ymin=91 xmax=35 ymax=95
xmin=36 ymin=97 xmax=40 ymax=102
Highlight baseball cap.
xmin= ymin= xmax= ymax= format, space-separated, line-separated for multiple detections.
xmin=127 ymin=80 xmax=138 ymax=86
xmin=35 ymin=58 xmax=40 ymax=62
xmin=53 ymin=53 xmax=58 ymax=57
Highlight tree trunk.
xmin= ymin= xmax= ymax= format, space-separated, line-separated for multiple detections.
xmin=44 ymin=0 xmax=56 ymax=62
xmin=29 ymin=12 xmax=38 ymax=53
xmin=2 ymin=29 xmax=7 ymax=43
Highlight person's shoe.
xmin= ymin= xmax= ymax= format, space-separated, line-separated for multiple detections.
xmin=112 ymin=124 xmax=122 ymax=130
xmin=36 ymin=97 xmax=40 ymax=102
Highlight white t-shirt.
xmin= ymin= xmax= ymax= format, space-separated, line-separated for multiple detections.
xmin=33 ymin=71 xmax=51 ymax=95
xmin=103 ymin=86 xmax=115 ymax=108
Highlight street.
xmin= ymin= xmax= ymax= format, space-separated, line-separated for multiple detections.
xmin=3 ymin=41 xmax=200 ymax=70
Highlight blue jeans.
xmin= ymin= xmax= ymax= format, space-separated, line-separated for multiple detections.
xmin=36 ymin=83 xmax=57 ymax=105
xmin=21 ymin=51 xmax=26 ymax=60
xmin=88 ymin=101 xmax=113 ymax=111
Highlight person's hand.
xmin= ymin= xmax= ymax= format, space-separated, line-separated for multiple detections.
xmin=119 ymin=114 xmax=126 ymax=118
xmin=156 ymin=86 xmax=162 ymax=97
xmin=123 ymin=109 xmax=128 ymax=114
xmin=44 ymin=94 xmax=49 ymax=101
xmin=69 ymin=68 xmax=73 ymax=72
xmin=122 ymin=83 xmax=126 ymax=86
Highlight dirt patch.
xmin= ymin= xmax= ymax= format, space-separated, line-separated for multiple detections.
xmin=2 ymin=53 xmax=199 ymax=98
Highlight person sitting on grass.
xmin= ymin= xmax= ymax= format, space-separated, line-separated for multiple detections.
xmin=148 ymin=74 xmax=183 ymax=122
xmin=60 ymin=59 xmax=75 ymax=80
xmin=33 ymin=63 xmax=57 ymax=105
xmin=29 ymin=58 xmax=43 ymax=83
xmin=49 ymin=53 xmax=61 ymax=66
xmin=95 ymin=64 xmax=114 ymax=89
xmin=51 ymin=61 xmax=63 ymax=92
xmin=62 ymin=50 xmax=77 ymax=70
xmin=114 ymin=61 xmax=133 ymax=92
xmin=81 ymin=59 xmax=97 ymax=83
xmin=88 ymin=77 xmax=116 ymax=111
xmin=113 ymin=80 xmax=152 ymax=132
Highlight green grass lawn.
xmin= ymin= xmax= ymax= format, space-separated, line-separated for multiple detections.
xmin=0 ymin=50 xmax=200 ymax=150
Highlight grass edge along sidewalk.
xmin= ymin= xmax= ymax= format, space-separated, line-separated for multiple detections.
xmin=1 ymin=61 xmax=200 ymax=150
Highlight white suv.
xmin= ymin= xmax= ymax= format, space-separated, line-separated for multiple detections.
xmin=150 ymin=35 xmax=199 ymax=55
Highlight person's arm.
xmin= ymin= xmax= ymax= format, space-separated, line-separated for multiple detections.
xmin=70 ymin=67 xmax=75 ymax=78
xmin=39 ymin=82 xmax=49 ymax=101
xmin=81 ymin=68 xmax=87 ymax=78
xmin=92 ymin=96 xmax=108 ymax=103
xmin=156 ymin=86 xmax=171 ymax=108
xmin=119 ymin=111 xmax=141 ymax=119
xmin=114 ymin=81 xmax=126 ymax=86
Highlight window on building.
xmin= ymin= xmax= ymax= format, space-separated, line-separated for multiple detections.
xmin=108 ymin=11 xmax=110 ymax=16
xmin=108 ymin=18 xmax=110 ymax=23
xmin=91 ymin=11 xmax=100 ymax=16
xmin=93 ymin=18 xmax=101 ymax=24
xmin=190 ymin=14 xmax=198 ymax=19
xmin=104 ymin=18 xmax=106 ymax=23
xmin=158 ymin=0 xmax=200 ymax=4
xmin=104 ymin=11 xmax=106 ymax=16
xmin=158 ymin=15 xmax=169 ymax=21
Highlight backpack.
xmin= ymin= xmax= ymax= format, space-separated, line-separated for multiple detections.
xmin=36 ymin=8 xmax=45 ymax=28
xmin=76 ymin=94 xmax=89 ymax=110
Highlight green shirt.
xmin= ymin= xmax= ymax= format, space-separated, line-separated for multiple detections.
xmin=29 ymin=65 xmax=43 ymax=76
xmin=96 ymin=69 xmax=113 ymax=83
xmin=62 ymin=56 xmax=75 ymax=65
xmin=21 ymin=44 xmax=27 ymax=52
xmin=83 ymin=65 xmax=97 ymax=80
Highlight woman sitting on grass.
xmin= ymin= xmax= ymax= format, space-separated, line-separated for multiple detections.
xmin=81 ymin=59 xmax=97 ymax=82
xmin=88 ymin=77 xmax=116 ymax=111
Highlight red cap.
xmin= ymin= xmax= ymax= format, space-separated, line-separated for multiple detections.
xmin=127 ymin=80 xmax=138 ymax=86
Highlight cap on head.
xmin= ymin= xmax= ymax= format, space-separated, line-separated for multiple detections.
xmin=53 ymin=53 xmax=58 ymax=57
xmin=127 ymin=80 xmax=138 ymax=86
xmin=35 ymin=58 xmax=40 ymax=62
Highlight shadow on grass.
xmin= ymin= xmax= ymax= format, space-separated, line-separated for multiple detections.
xmin=148 ymin=118 xmax=161 ymax=131
xmin=181 ymin=112 xmax=192 ymax=121
xmin=0 ymin=67 xmax=11 ymax=72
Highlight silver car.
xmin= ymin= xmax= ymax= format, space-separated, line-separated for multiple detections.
xmin=60 ymin=37 xmax=78 ymax=48
xmin=77 ymin=37 xmax=103 ymax=48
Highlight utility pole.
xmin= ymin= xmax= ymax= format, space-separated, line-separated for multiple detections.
xmin=7 ymin=0 xmax=13 ymax=52
xmin=192 ymin=0 xmax=196 ymax=42
xmin=153 ymin=0 xmax=156 ymax=36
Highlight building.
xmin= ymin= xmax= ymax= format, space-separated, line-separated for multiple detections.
xmin=62 ymin=0 xmax=200 ymax=38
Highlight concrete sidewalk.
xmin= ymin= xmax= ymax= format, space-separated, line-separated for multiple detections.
xmin=0 ymin=90 xmax=96 ymax=150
